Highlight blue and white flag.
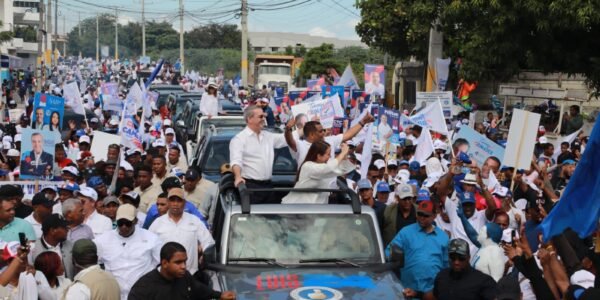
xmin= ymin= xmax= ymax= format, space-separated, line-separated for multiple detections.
xmin=338 ymin=64 xmax=360 ymax=89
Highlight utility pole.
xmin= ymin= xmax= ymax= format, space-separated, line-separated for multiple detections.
xmin=37 ymin=0 xmax=45 ymax=91
xmin=115 ymin=7 xmax=119 ymax=60
xmin=62 ymin=15 xmax=66 ymax=56
xmin=54 ymin=0 xmax=58 ymax=60
xmin=241 ymin=0 xmax=248 ymax=87
xmin=426 ymin=23 xmax=443 ymax=92
xmin=142 ymin=0 xmax=146 ymax=57
xmin=78 ymin=12 xmax=81 ymax=58
xmin=96 ymin=14 xmax=99 ymax=61
xmin=47 ymin=0 xmax=52 ymax=56
xmin=179 ymin=0 xmax=184 ymax=73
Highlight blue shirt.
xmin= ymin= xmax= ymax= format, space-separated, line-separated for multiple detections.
xmin=142 ymin=200 xmax=209 ymax=229
xmin=0 ymin=218 xmax=37 ymax=242
xmin=385 ymin=223 xmax=449 ymax=293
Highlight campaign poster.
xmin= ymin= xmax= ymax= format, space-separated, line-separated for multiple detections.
xmin=31 ymin=93 xmax=65 ymax=131
xmin=416 ymin=91 xmax=453 ymax=119
xmin=288 ymin=91 xmax=303 ymax=105
xmin=101 ymin=82 xmax=122 ymax=112
xmin=291 ymin=97 xmax=342 ymax=128
xmin=14 ymin=181 xmax=65 ymax=200
xmin=331 ymin=118 xmax=347 ymax=135
xmin=453 ymin=125 xmax=505 ymax=167
xmin=375 ymin=107 xmax=402 ymax=145
xmin=350 ymin=90 xmax=370 ymax=108
xmin=307 ymin=79 xmax=321 ymax=92
xmin=364 ymin=64 xmax=385 ymax=98
xmin=321 ymin=85 xmax=346 ymax=110
xmin=20 ymin=129 xmax=55 ymax=180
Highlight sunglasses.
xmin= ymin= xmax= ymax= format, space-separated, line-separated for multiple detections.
xmin=449 ymin=254 xmax=467 ymax=261
xmin=416 ymin=212 xmax=432 ymax=218
xmin=117 ymin=220 xmax=133 ymax=228
xmin=320 ymin=129 xmax=326 ymax=133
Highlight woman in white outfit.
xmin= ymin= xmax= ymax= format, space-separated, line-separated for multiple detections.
xmin=282 ymin=141 xmax=354 ymax=204
xmin=199 ymin=82 xmax=219 ymax=118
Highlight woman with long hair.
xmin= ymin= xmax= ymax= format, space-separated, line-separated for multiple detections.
xmin=282 ymin=141 xmax=354 ymax=204
xmin=42 ymin=111 xmax=61 ymax=131
xmin=200 ymin=82 xmax=219 ymax=118
xmin=34 ymin=251 xmax=72 ymax=299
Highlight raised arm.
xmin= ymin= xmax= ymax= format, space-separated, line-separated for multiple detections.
xmin=284 ymin=118 xmax=297 ymax=152
xmin=342 ymin=112 xmax=375 ymax=142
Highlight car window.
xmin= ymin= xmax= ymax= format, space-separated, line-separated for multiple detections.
xmin=201 ymin=140 xmax=297 ymax=173
xmin=228 ymin=214 xmax=380 ymax=263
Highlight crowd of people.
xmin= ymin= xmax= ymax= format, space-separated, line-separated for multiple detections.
xmin=230 ymin=100 xmax=595 ymax=300
xmin=0 ymin=55 xmax=596 ymax=300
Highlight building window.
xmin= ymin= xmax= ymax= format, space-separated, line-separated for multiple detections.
xmin=254 ymin=47 xmax=263 ymax=52
xmin=13 ymin=1 xmax=40 ymax=10
xmin=271 ymin=47 xmax=279 ymax=52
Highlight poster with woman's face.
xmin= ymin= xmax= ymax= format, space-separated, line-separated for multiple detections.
xmin=364 ymin=64 xmax=385 ymax=98
xmin=32 ymin=93 xmax=65 ymax=130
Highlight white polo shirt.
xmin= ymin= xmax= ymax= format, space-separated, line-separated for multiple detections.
xmin=95 ymin=228 xmax=162 ymax=300
xmin=149 ymin=212 xmax=214 ymax=274
xmin=24 ymin=213 xmax=42 ymax=239
xmin=84 ymin=210 xmax=113 ymax=238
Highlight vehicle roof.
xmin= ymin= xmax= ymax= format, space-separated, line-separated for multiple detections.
xmin=228 ymin=204 xmax=376 ymax=216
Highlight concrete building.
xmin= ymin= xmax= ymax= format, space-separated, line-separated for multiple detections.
xmin=0 ymin=0 xmax=44 ymax=68
xmin=248 ymin=31 xmax=366 ymax=54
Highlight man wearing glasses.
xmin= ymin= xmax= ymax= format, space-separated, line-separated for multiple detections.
xmin=385 ymin=201 xmax=449 ymax=299
xmin=433 ymin=238 xmax=498 ymax=300
xmin=230 ymin=105 xmax=291 ymax=203
xmin=94 ymin=204 xmax=162 ymax=300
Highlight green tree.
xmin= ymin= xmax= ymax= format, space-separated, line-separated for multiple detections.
xmin=284 ymin=45 xmax=294 ymax=55
xmin=295 ymin=45 xmax=307 ymax=57
xmin=184 ymin=24 xmax=240 ymax=49
xmin=355 ymin=0 xmax=600 ymax=93
xmin=0 ymin=20 xmax=14 ymax=43
xmin=299 ymin=43 xmax=341 ymax=81
xmin=13 ymin=25 xmax=37 ymax=42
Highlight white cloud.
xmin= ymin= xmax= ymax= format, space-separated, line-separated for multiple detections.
xmin=308 ymin=27 xmax=336 ymax=38
xmin=346 ymin=18 xmax=359 ymax=28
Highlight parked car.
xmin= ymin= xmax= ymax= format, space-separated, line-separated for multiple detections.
xmin=204 ymin=175 xmax=406 ymax=299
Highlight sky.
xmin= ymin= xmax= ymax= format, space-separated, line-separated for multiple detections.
xmin=55 ymin=0 xmax=362 ymax=41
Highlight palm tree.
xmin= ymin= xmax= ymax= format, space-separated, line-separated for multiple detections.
xmin=0 ymin=20 xmax=14 ymax=43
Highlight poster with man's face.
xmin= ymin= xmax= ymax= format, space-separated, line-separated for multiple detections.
xmin=364 ymin=64 xmax=385 ymax=98
xmin=20 ymin=129 xmax=55 ymax=180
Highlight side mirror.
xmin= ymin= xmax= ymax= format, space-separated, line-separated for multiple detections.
xmin=177 ymin=120 xmax=185 ymax=128
xmin=204 ymin=244 xmax=217 ymax=265
xmin=389 ymin=245 xmax=404 ymax=267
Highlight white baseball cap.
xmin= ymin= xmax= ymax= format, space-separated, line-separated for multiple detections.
xmin=13 ymin=134 xmax=21 ymax=143
xmin=394 ymin=169 xmax=410 ymax=184
xmin=7 ymin=149 xmax=20 ymax=157
xmin=62 ymin=166 xmax=79 ymax=177
xmin=79 ymin=135 xmax=91 ymax=144
xmin=433 ymin=139 xmax=447 ymax=150
xmin=538 ymin=136 xmax=548 ymax=144
xmin=570 ymin=269 xmax=595 ymax=289
xmin=163 ymin=119 xmax=172 ymax=126
xmin=77 ymin=187 xmax=98 ymax=201
xmin=152 ymin=139 xmax=166 ymax=148
xmin=374 ymin=159 xmax=386 ymax=170
xmin=257 ymin=97 xmax=270 ymax=104
xmin=165 ymin=128 xmax=175 ymax=135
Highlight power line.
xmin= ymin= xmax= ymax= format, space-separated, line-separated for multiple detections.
xmin=249 ymin=0 xmax=314 ymax=11
xmin=330 ymin=0 xmax=360 ymax=17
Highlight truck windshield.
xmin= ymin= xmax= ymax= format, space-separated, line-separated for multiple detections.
xmin=227 ymin=214 xmax=381 ymax=264
xmin=258 ymin=65 xmax=290 ymax=76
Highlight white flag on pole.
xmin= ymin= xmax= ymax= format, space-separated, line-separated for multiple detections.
xmin=413 ymin=128 xmax=434 ymax=165
xmin=63 ymin=82 xmax=85 ymax=115
xmin=338 ymin=64 xmax=360 ymax=89
xmin=486 ymin=170 xmax=500 ymax=192
xmin=408 ymin=100 xmax=449 ymax=134
xmin=360 ymin=104 xmax=374 ymax=179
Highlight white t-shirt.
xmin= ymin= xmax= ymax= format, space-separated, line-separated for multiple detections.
xmin=445 ymin=193 xmax=490 ymax=261
xmin=378 ymin=123 xmax=393 ymax=141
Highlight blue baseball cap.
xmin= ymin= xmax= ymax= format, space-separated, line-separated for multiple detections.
xmin=459 ymin=191 xmax=476 ymax=204
xmin=58 ymin=182 xmax=80 ymax=192
xmin=86 ymin=176 xmax=104 ymax=188
xmin=407 ymin=179 xmax=419 ymax=187
xmin=562 ymin=159 xmax=576 ymax=165
xmin=357 ymin=179 xmax=372 ymax=190
xmin=409 ymin=161 xmax=420 ymax=171
xmin=458 ymin=152 xmax=472 ymax=164
xmin=376 ymin=182 xmax=390 ymax=193
xmin=76 ymin=129 xmax=86 ymax=137
xmin=398 ymin=160 xmax=410 ymax=167
xmin=416 ymin=189 xmax=430 ymax=202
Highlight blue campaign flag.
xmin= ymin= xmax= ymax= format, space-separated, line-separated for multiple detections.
xmin=539 ymin=119 xmax=600 ymax=241
xmin=145 ymin=59 xmax=164 ymax=89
